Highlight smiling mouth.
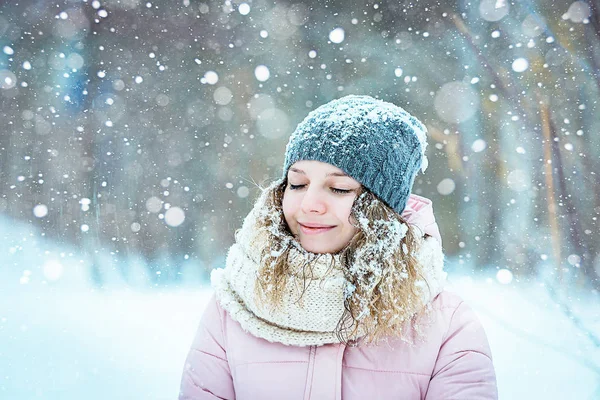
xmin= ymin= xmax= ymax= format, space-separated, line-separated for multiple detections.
xmin=299 ymin=223 xmax=335 ymax=235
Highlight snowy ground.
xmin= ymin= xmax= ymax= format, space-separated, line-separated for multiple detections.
xmin=1 ymin=216 xmax=599 ymax=399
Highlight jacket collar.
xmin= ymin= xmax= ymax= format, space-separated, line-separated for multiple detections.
xmin=402 ymin=194 xmax=442 ymax=246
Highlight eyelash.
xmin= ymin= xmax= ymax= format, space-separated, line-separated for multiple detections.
xmin=289 ymin=184 xmax=352 ymax=194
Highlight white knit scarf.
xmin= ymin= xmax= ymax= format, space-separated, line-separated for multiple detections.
xmin=211 ymin=188 xmax=447 ymax=347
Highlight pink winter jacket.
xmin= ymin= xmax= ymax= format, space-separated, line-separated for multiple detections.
xmin=179 ymin=195 xmax=498 ymax=399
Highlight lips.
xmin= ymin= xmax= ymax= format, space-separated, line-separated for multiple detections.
xmin=298 ymin=222 xmax=336 ymax=235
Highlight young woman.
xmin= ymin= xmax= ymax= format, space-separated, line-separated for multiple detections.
xmin=179 ymin=95 xmax=498 ymax=399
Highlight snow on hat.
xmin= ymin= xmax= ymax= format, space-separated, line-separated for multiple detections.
xmin=282 ymin=95 xmax=428 ymax=214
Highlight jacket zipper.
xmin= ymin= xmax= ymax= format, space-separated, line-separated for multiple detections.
xmin=303 ymin=345 xmax=317 ymax=400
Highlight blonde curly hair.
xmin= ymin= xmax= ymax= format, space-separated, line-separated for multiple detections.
xmin=253 ymin=179 xmax=428 ymax=345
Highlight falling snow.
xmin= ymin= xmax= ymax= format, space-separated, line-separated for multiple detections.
xmin=0 ymin=0 xmax=598 ymax=398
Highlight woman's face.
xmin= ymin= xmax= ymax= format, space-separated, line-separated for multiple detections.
xmin=282 ymin=160 xmax=361 ymax=254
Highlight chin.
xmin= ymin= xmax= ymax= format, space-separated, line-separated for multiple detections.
xmin=299 ymin=240 xmax=341 ymax=254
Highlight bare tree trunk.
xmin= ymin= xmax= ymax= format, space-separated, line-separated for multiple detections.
xmin=539 ymin=98 xmax=563 ymax=283
xmin=548 ymin=114 xmax=593 ymax=287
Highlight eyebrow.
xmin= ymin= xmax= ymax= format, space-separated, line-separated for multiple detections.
xmin=289 ymin=167 xmax=349 ymax=178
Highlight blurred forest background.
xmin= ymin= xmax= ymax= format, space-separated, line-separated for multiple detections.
xmin=0 ymin=0 xmax=599 ymax=290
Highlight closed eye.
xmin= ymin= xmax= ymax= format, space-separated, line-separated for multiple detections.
xmin=289 ymin=184 xmax=353 ymax=194
xmin=331 ymin=188 xmax=352 ymax=194
xmin=289 ymin=183 xmax=305 ymax=190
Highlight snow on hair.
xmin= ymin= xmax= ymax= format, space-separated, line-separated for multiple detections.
xmin=252 ymin=179 xmax=430 ymax=345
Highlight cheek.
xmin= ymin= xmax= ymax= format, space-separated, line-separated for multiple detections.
xmin=337 ymin=198 xmax=357 ymax=227
xmin=281 ymin=191 xmax=297 ymax=223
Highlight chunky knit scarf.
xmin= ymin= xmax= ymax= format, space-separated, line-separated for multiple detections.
xmin=211 ymin=191 xmax=447 ymax=347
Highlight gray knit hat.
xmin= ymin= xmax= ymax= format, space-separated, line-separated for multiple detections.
xmin=282 ymin=95 xmax=428 ymax=214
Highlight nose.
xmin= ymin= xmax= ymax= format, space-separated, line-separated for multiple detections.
xmin=300 ymin=186 xmax=326 ymax=214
